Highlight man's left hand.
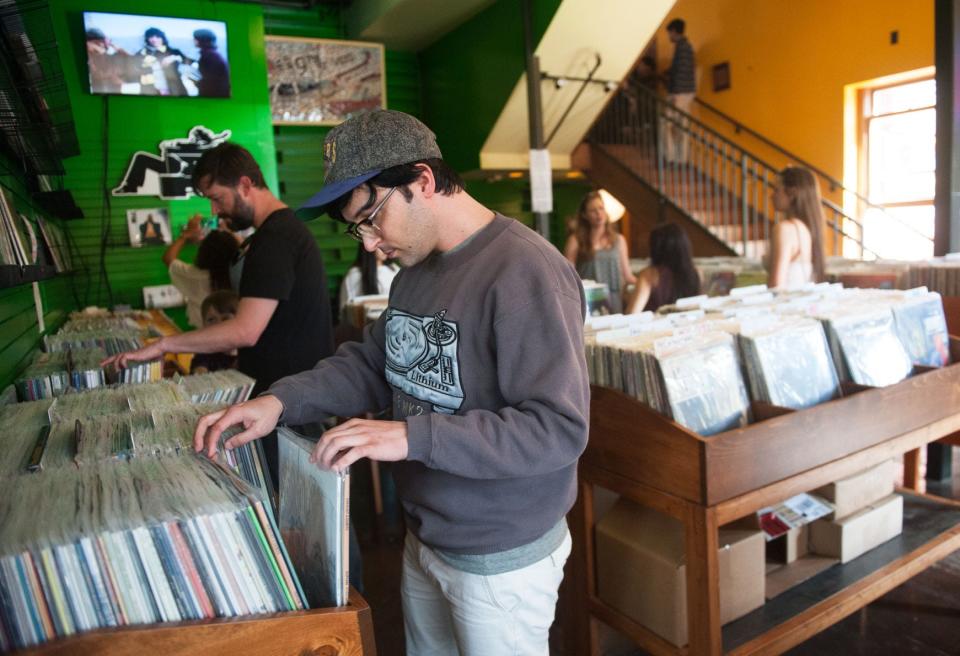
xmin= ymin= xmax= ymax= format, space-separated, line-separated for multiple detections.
xmin=312 ymin=419 xmax=408 ymax=473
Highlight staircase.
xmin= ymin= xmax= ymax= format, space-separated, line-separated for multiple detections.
xmin=587 ymin=84 xmax=931 ymax=261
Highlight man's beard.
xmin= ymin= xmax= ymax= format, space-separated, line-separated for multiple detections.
xmin=222 ymin=193 xmax=255 ymax=230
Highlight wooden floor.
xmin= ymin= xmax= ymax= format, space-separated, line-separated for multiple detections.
xmin=351 ymin=452 xmax=960 ymax=656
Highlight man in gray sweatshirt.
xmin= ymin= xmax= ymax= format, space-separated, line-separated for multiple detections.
xmin=194 ymin=109 xmax=590 ymax=655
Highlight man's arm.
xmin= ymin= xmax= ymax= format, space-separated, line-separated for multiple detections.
xmin=196 ymin=318 xmax=393 ymax=458
xmin=103 ymin=296 xmax=277 ymax=368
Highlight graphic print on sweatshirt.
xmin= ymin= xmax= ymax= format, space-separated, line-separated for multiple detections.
xmin=385 ymin=307 xmax=464 ymax=414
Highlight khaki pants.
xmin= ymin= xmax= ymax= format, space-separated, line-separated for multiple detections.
xmin=401 ymin=530 xmax=572 ymax=655
xmin=664 ymin=92 xmax=695 ymax=163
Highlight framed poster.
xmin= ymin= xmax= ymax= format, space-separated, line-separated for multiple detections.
xmin=266 ymin=36 xmax=386 ymax=126
xmin=127 ymin=208 xmax=172 ymax=247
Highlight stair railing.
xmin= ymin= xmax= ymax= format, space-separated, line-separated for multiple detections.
xmin=589 ymin=84 xmax=906 ymax=260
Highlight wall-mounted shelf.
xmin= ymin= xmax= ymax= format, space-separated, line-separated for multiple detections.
xmin=0 ymin=262 xmax=57 ymax=288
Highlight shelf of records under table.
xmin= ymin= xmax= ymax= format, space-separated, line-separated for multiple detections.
xmin=721 ymin=491 xmax=960 ymax=653
xmin=586 ymin=338 xmax=960 ymax=510
xmin=20 ymin=587 xmax=376 ymax=656
xmin=0 ymin=264 xmax=59 ymax=288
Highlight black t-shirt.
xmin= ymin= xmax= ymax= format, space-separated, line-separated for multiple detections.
xmin=238 ymin=208 xmax=334 ymax=394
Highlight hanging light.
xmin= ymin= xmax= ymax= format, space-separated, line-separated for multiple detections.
xmin=599 ymin=189 xmax=626 ymax=223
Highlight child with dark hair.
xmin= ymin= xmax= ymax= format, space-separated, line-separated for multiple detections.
xmin=190 ymin=290 xmax=239 ymax=374
xmin=164 ymin=215 xmax=239 ymax=328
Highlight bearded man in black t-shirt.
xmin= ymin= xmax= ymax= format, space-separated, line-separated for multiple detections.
xmin=104 ymin=143 xmax=335 ymax=482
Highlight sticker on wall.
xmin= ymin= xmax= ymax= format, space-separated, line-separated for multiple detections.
xmin=127 ymin=208 xmax=172 ymax=247
xmin=112 ymin=125 xmax=231 ymax=199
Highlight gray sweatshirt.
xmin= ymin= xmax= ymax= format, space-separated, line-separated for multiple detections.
xmin=269 ymin=214 xmax=590 ymax=554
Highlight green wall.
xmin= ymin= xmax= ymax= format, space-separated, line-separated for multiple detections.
xmin=419 ymin=0 xmax=561 ymax=173
xmin=50 ymin=1 xmax=275 ymax=314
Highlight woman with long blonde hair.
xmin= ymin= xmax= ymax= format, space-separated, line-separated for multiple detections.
xmin=564 ymin=191 xmax=636 ymax=312
xmin=768 ymin=166 xmax=826 ymax=288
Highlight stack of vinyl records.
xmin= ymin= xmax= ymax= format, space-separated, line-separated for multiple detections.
xmin=0 ymin=457 xmax=306 ymax=651
xmin=652 ymin=332 xmax=752 ymax=436
xmin=586 ymin=320 xmax=750 ymax=436
xmin=739 ymin=317 xmax=841 ymax=409
xmin=0 ymin=369 xmax=321 ymax=651
xmin=342 ymin=294 xmax=389 ymax=329
xmin=816 ymin=306 xmax=914 ymax=387
xmin=889 ymin=290 xmax=951 ymax=367
xmin=278 ymin=427 xmax=349 ymax=608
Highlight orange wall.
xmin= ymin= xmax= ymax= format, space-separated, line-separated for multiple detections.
xmin=653 ymin=0 xmax=934 ymax=183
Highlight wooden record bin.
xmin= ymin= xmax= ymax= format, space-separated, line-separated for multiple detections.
xmin=567 ymin=337 xmax=960 ymax=656
xmin=23 ymin=588 xmax=375 ymax=655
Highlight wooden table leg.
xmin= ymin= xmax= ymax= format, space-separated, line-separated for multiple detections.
xmin=685 ymin=504 xmax=722 ymax=656
xmin=903 ymin=448 xmax=922 ymax=491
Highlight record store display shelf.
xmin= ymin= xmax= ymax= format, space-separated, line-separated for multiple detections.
xmin=22 ymin=587 xmax=375 ymax=656
xmin=568 ymin=337 xmax=960 ymax=656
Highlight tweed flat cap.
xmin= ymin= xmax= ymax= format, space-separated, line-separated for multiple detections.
xmin=298 ymin=109 xmax=442 ymax=219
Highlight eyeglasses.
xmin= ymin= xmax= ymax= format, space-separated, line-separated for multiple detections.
xmin=345 ymin=186 xmax=397 ymax=242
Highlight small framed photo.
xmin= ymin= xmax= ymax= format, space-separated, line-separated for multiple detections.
xmin=712 ymin=62 xmax=731 ymax=92
xmin=127 ymin=208 xmax=171 ymax=247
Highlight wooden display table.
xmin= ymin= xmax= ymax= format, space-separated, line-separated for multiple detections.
xmin=22 ymin=588 xmax=375 ymax=656
xmin=568 ymin=339 xmax=960 ymax=655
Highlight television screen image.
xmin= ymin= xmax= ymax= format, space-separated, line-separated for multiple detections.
xmin=83 ymin=12 xmax=230 ymax=97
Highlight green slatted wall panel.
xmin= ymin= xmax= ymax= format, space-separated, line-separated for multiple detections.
xmin=265 ymin=6 xmax=422 ymax=303
xmin=0 ymin=286 xmax=40 ymax=391
xmin=50 ymin=1 xmax=276 ymax=314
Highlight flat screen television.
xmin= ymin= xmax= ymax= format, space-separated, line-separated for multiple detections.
xmin=83 ymin=12 xmax=230 ymax=98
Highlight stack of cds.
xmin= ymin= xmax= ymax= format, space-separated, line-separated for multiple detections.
xmin=45 ymin=328 xmax=143 ymax=356
xmin=177 ymin=370 xmax=255 ymax=405
xmin=739 ymin=317 xmax=840 ymax=409
xmin=15 ymin=348 xmax=108 ymax=400
xmin=815 ymin=307 xmax=914 ymax=387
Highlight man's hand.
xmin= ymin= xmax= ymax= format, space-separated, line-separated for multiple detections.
xmin=312 ymin=419 xmax=408 ymax=473
xmin=194 ymin=394 xmax=284 ymax=459
xmin=101 ymin=340 xmax=165 ymax=369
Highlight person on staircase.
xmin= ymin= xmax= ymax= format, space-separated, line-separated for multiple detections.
xmin=664 ymin=17 xmax=696 ymax=163
xmin=565 ymin=190 xmax=636 ymax=313
xmin=767 ymin=166 xmax=826 ymax=289
xmin=626 ymin=222 xmax=700 ymax=313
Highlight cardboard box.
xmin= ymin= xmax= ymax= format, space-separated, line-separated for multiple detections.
xmin=808 ymin=493 xmax=903 ymax=563
xmin=596 ymin=500 xmax=765 ymax=647
xmin=812 ymin=460 xmax=895 ymax=520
